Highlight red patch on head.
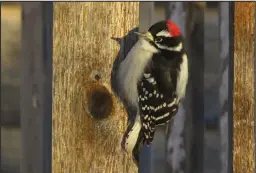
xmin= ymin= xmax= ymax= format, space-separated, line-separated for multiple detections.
xmin=167 ymin=20 xmax=181 ymax=37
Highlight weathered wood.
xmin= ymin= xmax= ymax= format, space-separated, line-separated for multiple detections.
xmin=219 ymin=2 xmax=230 ymax=173
xmin=233 ymin=2 xmax=255 ymax=173
xmin=20 ymin=2 xmax=53 ymax=173
xmin=52 ymin=2 xmax=139 ymax=173
xmin=185 ymin=2 xmax=205 ymax=173
xmin=228 ymin=3 xmax=234 ymax=173
xmin=203 ymin=5 xmax=222 ymax=173
xmin=1 ymin=2 xmax=21 ymax=126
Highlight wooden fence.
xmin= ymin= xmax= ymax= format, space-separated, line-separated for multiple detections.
xmin=1 ymin=1 xmax=255 ymax=173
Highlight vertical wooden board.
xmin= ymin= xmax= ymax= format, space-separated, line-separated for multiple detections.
xmin=20 ymin=2 xmax=53 ymax=173
xmin=234 ymin=2 xmax=255 ymax=173
xmin=219 ymin=2 xmax=230 ymax=173
xmin=21 ymin=3 xmax=53 ymax=173
xmin=185 ymin=3 xmax=205 ymax=173
xmin=52 ymin=2 xmax=139 ymax=173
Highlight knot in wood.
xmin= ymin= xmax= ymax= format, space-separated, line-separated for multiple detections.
xmin=87 ymin=86 xmax=113 ymax=120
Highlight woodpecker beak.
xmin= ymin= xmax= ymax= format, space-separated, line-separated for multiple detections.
xmin=134 ymin=32 xmax=154 ymax=41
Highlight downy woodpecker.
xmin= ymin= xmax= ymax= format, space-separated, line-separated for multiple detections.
xmin=116 ymin=20 xmax=188 ymax=163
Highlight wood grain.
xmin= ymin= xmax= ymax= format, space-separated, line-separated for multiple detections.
xmin=52 ymin=2 xmax=139 ymax=173
xmin=234 ymin=2 xmax=255 ymax=173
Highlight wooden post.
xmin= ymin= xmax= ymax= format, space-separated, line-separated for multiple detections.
xmin=228 ymin=3 xmax=234 ymax=173
xmin=233 ymin=2 xmax=255 ymax=173
xmin=1 ymin=2 xmax=22 ymax=126
xmin=185 ymin=2 xmax=205 ymax=173
xmin=52 ymin=2 xmax=139 ymax=173
xmin=219 ymin=2 xmax=230 ymax=173
xmin=20 ymin=2 xmax=53 ymax=173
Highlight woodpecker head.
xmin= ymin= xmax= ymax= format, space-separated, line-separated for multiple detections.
xmin=135 ymin=20 xmax=183 ymax=52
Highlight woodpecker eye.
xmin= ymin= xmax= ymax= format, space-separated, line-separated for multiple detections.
xmin=155 ymin=37 xmax=163 ymax=42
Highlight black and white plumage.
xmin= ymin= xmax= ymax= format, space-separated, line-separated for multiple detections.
xmin=116 ymin=20 xmax=188 ymax=162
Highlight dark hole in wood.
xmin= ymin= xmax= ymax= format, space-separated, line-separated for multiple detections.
xmin=88 ymin=88 xmax=112 ymax=120
xmin=94 ymin=74 xmax=101 ymax=81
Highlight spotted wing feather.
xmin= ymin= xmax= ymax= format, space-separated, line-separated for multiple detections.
xmin=138 ymin=71 xmax=179 ymax=145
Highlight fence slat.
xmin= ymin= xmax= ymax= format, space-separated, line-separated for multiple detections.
xmin=20 ymin=2 xmax=53 ymax=173
xmin=233 ymin=2 xmax=255 ymax=173
xmin=186 ymin=3 xmax=205 ymax=173
xmin=228 ymin=3 xmax=234 ymax=173
xmin=219 ymin=2 xmax=230 ymax=173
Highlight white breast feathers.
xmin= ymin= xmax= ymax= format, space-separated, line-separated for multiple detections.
xmin=117 ymin=39 xmax=158 ymax=107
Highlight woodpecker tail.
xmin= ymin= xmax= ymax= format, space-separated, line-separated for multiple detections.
xmin=121 ymin=115 xmax=144 ymax=165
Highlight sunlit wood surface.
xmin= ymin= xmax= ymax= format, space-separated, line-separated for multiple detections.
xmin=52 ymin=2 xmax=139 ymax=173
xmin=234 ymin=2 xmax=255 ymax=173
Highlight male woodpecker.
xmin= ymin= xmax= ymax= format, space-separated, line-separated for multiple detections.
xmin=116 ymin=20 xmax=188 ymax=163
